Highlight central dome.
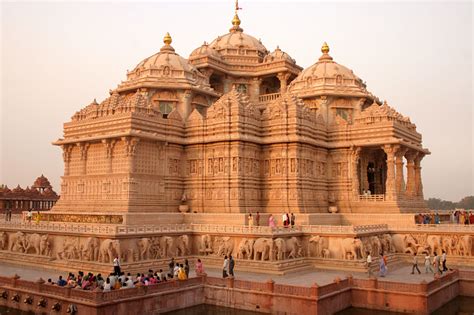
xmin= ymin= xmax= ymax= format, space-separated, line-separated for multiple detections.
xmin=207 ymin=13 xmax=268 ymax=58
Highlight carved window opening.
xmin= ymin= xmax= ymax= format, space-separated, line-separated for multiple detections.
xmin=237 ymin=84 xmax=247 ymax=94
xmin=159 ymin=102 xmax=174 ymax=119
xmin=336 ymin=108 xmax=350 ymax=121
xmin=209 ymin=74 xmax=224 ymax=94
xmin=260 ymin=76 xmax=280 ymax=95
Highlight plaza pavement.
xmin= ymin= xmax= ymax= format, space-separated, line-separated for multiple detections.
xmin=0 ymin=261 xmax=455 ymax=287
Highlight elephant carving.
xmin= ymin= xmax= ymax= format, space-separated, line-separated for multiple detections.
xmin=441 ymin=236 xmax=456 ymax=256
xmin=392 ymin=234 xmax=418 ymax=254
xmin=123 ymin=241 xmax=140 ymax=262
xmin=24 ymin=233 xmax=43 ymax=255
xmin=340 ymin=238 xmax=364 ymax=260
xmin=199 ymin=235 xmax=213 ymax=255
xmin=380 ymin=234 xmax=394 ymax=253
xmin=79 ymin=237 xmax=100 ymax=261
xmin=369 ymin=236 xmax=382 ymax=256
xmin=150 ymin=237 xmax=162 ymax=259
xmin=285 ymin=237 xmax=302 ymax=259
xmin=57 ymin=237 xmax=79 ymax=260
xmin=253 ymin=238 xmax=273 ymax=261
xmin=426 ymin=235 xmax=442 ymax=255
xmin=98 ymin=239 xmax=121 ymax=263
xmin=0 ymin=232 xmax=8 ymax=250
xmin=137 ymin=238 xmax=151 ymax=261
xmin=175 ymin=235 xmax=189 ymax=257
xmin=237 ymin=238 xmax=254 ymax=260
xmin=9 ymin=232 xmax=27 ymax=253
xmin=39 ymin=235 xmax=51 ymax=256
xmin=308 ymin=235 xmax=328 ymax=257
xmin=273 ymin=238 xmax=286 ymax=260
xmin=457 ymin=235 xmax=473 ymax=256
xmin=215 ymin=237 xmax=234 ymax=257
xmin=160 ymin=236 xmax=173 ymax=258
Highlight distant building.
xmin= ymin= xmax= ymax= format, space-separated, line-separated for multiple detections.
xmin=0 ymin=175 xmax=59 ymax=213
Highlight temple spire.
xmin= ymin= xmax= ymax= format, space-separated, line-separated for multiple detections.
xmin=230 ymin=0 xmax=243 ymax=32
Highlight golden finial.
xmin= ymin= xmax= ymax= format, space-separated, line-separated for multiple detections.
xmin=232 ymin=13 xmax=241 ymax=26
xmin=321 ymin=42 xmax=330 ymax=54
xmin=163 ymin=32 xmax=172 ymax=45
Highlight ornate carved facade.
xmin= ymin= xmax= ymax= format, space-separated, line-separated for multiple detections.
xmin=52 ymin=11 xmax=429 ymax=215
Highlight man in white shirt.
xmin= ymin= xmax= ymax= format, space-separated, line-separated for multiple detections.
xmin=366 ymin=252 xmax=372 ymax=277
xmin=125 ymin=277 xmax=134 ymax=288
xmin=113 ymin=257 xmax=121 ymax=276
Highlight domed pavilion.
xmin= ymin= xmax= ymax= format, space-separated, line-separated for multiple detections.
xmin=52 ymin=6 xmax=429 ymax=221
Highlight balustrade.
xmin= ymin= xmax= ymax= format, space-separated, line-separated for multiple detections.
xmin=258 ymin=92 xmax=281 ymax=104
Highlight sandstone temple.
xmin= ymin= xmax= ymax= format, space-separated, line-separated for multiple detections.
xmin=52 ymin=10 xmax=429 ymax=218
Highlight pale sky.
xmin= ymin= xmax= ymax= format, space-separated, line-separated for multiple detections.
xmin=1 ymin=1 xmax=473 ymax=201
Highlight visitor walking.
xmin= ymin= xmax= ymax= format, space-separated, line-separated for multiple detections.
xmin=168 ymin=258 xmax=175 ymax=278
xmin=195 ymin=258 xmax=204 ymax=275
xmin=35 ymin=210 xmax=41 ymax=225
xmin=286 ymin=213 xmax=290 ymax=227
xmin=424 ymin=254 xmax=434 ymax=273
xmin=256 ymin=211 xmax=260 ymax=226
xmin=379 ymin=253 xmax=387 ymax=277
xmin=441 ymin=250 xmax=448 ymax=272
xmin=177 ymin=264 xmax=186 ymax=280
xmin=290 ymin=213 xmax=295 ymax=228
xmin=268 ymin=214 xmax=276 ymax=228
xmin=282 ymin=213 xmax=288 ymax=227
xmin=184 ymin=259 xmax=190 ymax=278
xmin=248 ymin=213 xmax=253 ymax=227
xmin=223 ymin=255 xmax=229 ymax=278
xmin=434 ymin=212 xmax=440 ymax=224
xmin=113 ymin=256 xmax=121 ymax=276
xmin=411 ymin=253 xmax=421 ymax=274
xmin=229 ymin=255 xmax=235 ymax=277
xmin=366 ymin=252 xmax=372 ymax=277
xmin=26 ymin=209 xmax=33 ymax=223
xmin=433 ymin=253 xmax=442 ymax=275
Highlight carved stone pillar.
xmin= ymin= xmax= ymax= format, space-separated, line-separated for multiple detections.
xmin=77 ymin=143 xmax=90 ymax=175
xmin=223 ymin=76 xmax=233 ymax=93
xmin=351 ymin=147 xmax=361 ymax=199
xmin=102 ymin=139 xmax=117 ymax=173
xmin=250 ymin=77 xmax=262 ymax=103
xmin=414 ymin=153 xmax=425 ymax=199
xmin=404 ymin=151 xmax=417 ymax=198
xmin=383 ymin=144 xmax=399 ymax=201
xmin=62 ymin=145 xmax=73 ymax=176
xmin=178 ymin=90 xmax=193 ymax=121
xmin=122 ymin=137 xmax=139 ymax=173
xmin=200 ymin=68 xmax=213 ymax=84
xmin=395 ymin=147 xmax=408 ymax=197
xmin=277 ymin=72 xmax=291 ymax=93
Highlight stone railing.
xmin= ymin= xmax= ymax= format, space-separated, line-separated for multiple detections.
xmin=358 ymin=194 xmax=385 ymax=202
xmin=353 ymin=224 xmax=388 ymax=234
xmin=391 ymin=224 xmax=474 ymax=233
xmin=0 ymin=220 xmax=391 ymax=237
xmin=0 ymin=220 xmax=117 ymax=235
xmin=258 ymin=92 xmax=281 ymax=104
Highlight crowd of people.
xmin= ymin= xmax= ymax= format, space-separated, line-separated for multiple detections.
xmin=44 ymin=257 xmax=206 ymax=291
xmin=247 ymin=212 xmax=296 ymax=228
xmin=368 ymin=249 xmax=450 ymax=278
xmin=450 ymin=210 xmax=474 ymax=224
xmin=415 ymin=210 xmax=474 ymax=225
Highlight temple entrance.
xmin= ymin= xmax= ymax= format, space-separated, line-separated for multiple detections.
xmin=358 ymin=148 xmax=387 ymax=196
